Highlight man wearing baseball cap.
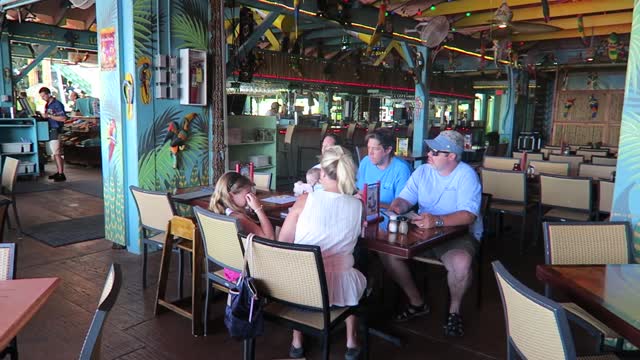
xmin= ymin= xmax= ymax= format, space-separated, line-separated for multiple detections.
xmin=383 ymin=130 xmax=482 ymax=337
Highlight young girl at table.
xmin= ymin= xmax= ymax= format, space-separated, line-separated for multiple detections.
xmin=279 ymin=145 xmax=366 ymax=360
xmin=209 ymin=171 xmax=275 ymax=281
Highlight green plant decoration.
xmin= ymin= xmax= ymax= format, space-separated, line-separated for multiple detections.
xmin=133 ymin=0 xmax=159 ymax=60
xmin=172 ymin=0 xmax=208 ymax=50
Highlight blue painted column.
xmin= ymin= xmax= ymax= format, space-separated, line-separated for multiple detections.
xmin=400 ymin=43 xmax=428 ymax=160
xmin=95 ymin=0 xmax=139 ymax=252
xmin=611 ymin=0 xmax=640 ymax=258
xmin=0 ymin=31 xmax=13 ymax=108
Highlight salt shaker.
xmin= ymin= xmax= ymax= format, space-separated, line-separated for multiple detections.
xmin=388 ymin=214 xmax=398 ymax=233
xmin=398 ymin=216 xmax=409 ymax=235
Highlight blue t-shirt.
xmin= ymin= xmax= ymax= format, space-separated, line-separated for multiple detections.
xmin=357 ymin=156 xmax=411 ymax=204
xmin=398 ymin=162 xmax=483 ymax=240
xmin=45 ymin=98 xmax=67 ymax=129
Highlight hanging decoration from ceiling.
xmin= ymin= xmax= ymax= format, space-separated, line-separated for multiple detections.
xmin=589 ymin=94 xmax=599 ymax=118
xmin=562 ymin=98 xmax=576 ymax=118
xmin=541 ymin=0 xmax=550 ymax=22
xmin=587 ymin=72 xmax=598 ymax=90
xmin=577 ymin=15 xmax=587 ymax=46
xmin=366 ymin=0 xmax=387 ymax=55
xmin=607 ymin=32 xmax=625 ymax=62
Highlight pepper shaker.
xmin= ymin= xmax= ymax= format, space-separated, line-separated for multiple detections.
xmin=398 ymin=216 xmax=409 ymax=235
xmin=388 ymin=214 xmax=398 ymax=233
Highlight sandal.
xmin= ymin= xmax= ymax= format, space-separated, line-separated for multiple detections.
xmin=444 ymin=313 xmax=464 ymax=337
xmin=393 ymin=303 xmax=430 ymax=322
xmin=345 ymin=347 xmax=361 ymax=360
xmin=289 ymin=345 xmax=305 ymax=359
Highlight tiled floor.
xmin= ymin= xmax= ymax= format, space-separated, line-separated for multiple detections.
xmin=3 ymin=163 xmax=633 ymax=359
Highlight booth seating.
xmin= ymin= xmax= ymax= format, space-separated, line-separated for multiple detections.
xmin=578 ymin=164 xmax=616 ymax=180
xmin=548 ymin=155 xmax=584 ymax=176
xmin=529 ymin=161 xmax=569 ymax=176
xmin=592 ymin=156 xmax=617 ymax=166
xmin=483 ymin=156 xmax=518 ymax=171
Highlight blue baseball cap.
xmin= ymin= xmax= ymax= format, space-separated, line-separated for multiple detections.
xmin=425 ymin=130 xmax=464 ymax=157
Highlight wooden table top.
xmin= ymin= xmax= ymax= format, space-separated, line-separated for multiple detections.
xmin=536 ymin=264 xmax=640 ymax=348
xmin=360 ymin=223 xmax=468 ymax=259
xmin=0 ymin=277 xmax=60 ymax=349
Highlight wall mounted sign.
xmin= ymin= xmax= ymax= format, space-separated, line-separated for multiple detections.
xmin=99 ymin=27 xmax=117 ymax=71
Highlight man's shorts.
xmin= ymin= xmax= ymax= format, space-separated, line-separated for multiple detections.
xmin=422 ymin=233 xmax=479 ymax=260
xmin=46 ymin=140 xmax=63 ymax=156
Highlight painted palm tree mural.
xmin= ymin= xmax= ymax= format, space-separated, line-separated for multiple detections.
xmin=612 ymin=0 xmax=640 ymax=258
xmin=172 ymin=0 xmax=209 ymax=51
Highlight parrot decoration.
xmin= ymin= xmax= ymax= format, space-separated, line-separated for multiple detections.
xmin=563 ymin=98 xmax=576 ymax=118
xmin=541 ymin=0 xmax=550 ymax=22
xmin=107 ymin=118 xmax=117 ymax=162
xmin=164 ymin=113 xmax=199 ymax=169
xmin=589 ymin=94 xmax=599 ymax=118
xmin=607 ymin=32 xmax=624 ymax=62
xmin=577 ymin=15 xmax=587 ymax=46
xmin=137 ymin=57 xmax=152 ymax=104
xmin=587 ymin=72 xmax=598 ymax=90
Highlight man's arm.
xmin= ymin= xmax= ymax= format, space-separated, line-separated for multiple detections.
xmin=412 ymin=210 xmax=476 ymax=229
xmin=388 ymin=197 xmax=412 ymax=214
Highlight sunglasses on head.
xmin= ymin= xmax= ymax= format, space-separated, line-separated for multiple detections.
xmin=430 ymin=149 xmax=451 ymax=156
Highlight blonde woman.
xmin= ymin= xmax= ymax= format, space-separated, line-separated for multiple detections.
xmin=209 ymin=171 xmax=275 ymax=281
xmin=279 ymin=145 xmax=366 ymax=360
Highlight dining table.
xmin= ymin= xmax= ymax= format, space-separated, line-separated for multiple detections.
xmin=0 ymin=277 xmax=60 ymax=349
xmin=536 ymin=264 xmax=640 ymax=348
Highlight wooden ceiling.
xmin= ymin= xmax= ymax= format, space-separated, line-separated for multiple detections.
xmin=3 ymin=0 xmax=96 ymax=31
xmin=385 ymin=0 xmax=632 ymax=42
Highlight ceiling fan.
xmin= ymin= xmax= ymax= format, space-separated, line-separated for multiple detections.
xmin=454 ymin=0 xmax=560 ymax=40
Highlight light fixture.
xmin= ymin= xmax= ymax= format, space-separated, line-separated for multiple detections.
xmin=430 ymin=5 xmax=436 ymax=11
xmin=585 ymin=48 xmax=595 ymax=62
xmin=465 ymin=12 xmax=471 ymax=17
xmin=497 ymin=22 xmax=508 ymax=29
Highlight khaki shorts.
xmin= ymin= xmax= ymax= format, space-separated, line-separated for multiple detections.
xmin=422 ymin=233 xmax=479 ymax=260
xmin=47 ymin=140 xmax=63 ymax=156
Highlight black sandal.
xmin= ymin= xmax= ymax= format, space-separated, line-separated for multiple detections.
xmin=444 ymin=313 xmax=464 ymax=337
xmin=393 ymin=303 xmax=430 ymax=322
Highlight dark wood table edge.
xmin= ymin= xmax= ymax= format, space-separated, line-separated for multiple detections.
xmin=361 ymin=225 xmax=468 ymax=259
xmin=536 ymin=264 xmax=640 ymax=348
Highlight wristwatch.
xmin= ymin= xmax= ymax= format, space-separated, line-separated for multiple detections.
xmin=434 ymin=216 xmax=444 ymax=228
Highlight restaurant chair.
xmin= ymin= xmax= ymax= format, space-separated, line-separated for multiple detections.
xmin=355 ymin=145 xmax=368 ymax=163
xmin=320 ymin=122 xmax=329 ymax=140
xmin=193 ymin=206 xmax=245 ymax=336
xmin=413 ymin=193 xmax=491 ymax=309
xmin=576 ymin=149 xmax=608 ymax=162
xmin=591 ymin=156 xmax=617 ymax=166
xmin=529 ymin=161 xmax=569 ymax=176
xmin=278 ymin=125 xmax=296 ymax=181
xmin=492 ymin=261 xmax=620 ymax=360
xmin=129 ymin=186 xmax=185 ymax=295
xmin=79 ymin=263 xmax=122 ymax=360
xmin=344 ymin=123 xmax=357 ymax=146
xmin=541 ymin=146 xmax=561 ymax=160
xmin=482 ymin=156 xmax=518 ymax=171
xmin=366 ymin=122 xmax=378 ymax=133
xmin=0 ymin=157 xmax=22 ymax=234
xmin=578 ymin=164 xmax=616 ymax=180
xmin=549 ymin=154 xmax=584 ymax=176
xmin=512 ymin=152 xmax=544 ymax=166
xmin=406 ymin=122 xmax=414 ymax=139
xmin=0 ymin=243 xmax=17 ymax=360
xmin=244 ymin=235 xmax=368 ymax=360
xmin=482 ymin=168 xmax=534 ymax=254
xmin=598 ymin=181 xmax=614 ymax=220
xmin=253 ymin=172 xmax=272 ymax=192
xmin=297 ymin=125 xmax=324 ymax=177
xmin=542 ymin=221 xmax=634 ymax=352
xmin=0 ymin=198 xmax=11 ymax=243
xmin=539 ymin=174 xmax=594 ymax=224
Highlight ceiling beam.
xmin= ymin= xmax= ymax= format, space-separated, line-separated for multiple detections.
xmin=6 ymin=20 xmax=97 ymax=51
xmin=425 ymin=0 xmax=543 ymax=17
xmin=453 ymin=0 xmax=634 ymax=27
xmin=531 ymin=12 xmax=632 ymax=30
xmin=512 ymin=23 xmax=631 ymax=42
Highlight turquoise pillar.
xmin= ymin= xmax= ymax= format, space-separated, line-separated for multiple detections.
xmin=611 ymin=0 xmax=640 ymax=258
xmin=400 ymin=43 xmax=428 ymax=159
xmin=0 ymin=31 xmax=12 ymax=108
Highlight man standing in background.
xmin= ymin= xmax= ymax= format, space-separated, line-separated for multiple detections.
xmin=39 ymin=87 xmax=68 ymax=182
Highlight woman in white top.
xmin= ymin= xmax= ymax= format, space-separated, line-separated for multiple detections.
xmin=279 ymin=145 xmax=366 ymax=360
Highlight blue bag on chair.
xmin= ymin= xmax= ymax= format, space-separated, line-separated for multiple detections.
xmin=224 ymin=233 xmax=264 ymax=340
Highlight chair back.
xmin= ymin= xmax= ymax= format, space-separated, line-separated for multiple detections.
xmin=481 ymin=169 xmax=526 ymax=203
xmin=0 ymin=199 xmax=11 ymax=243
xmin=492 ymin=261 xmax=576 ymax=360
xmin=253 ymin=172 xmax=272 ymax=191
xmin=513 ymin=152 xmax=544 ymax=161
xmin=539 ymin=175 xmax=592 ymax=212
xmin=246 ymin=235 xmax=328 ymax=311
xmin=542 ymin=222 xmax=633 ymax=265
xmin=598 ymin=181 xmax=614 ymax=214
xmin=578 ymin=164 xmax=615 ymax=180
xmin=495 ymin=143 xmax=508 ymax=157
xmin=483 ymin=156 xmax=518 ymax=171
xmin=0 ymin=243 xmax=16 ymax=280
xmin=549 ymin=155 xmax=583 ymax=176
xmin=79 ymin=263 xmax=122 ymax=360
xmin=529 ymin=161 xmax=569 ymax=176
xmin=407 ymin=122 xmax=414 ymax=138
xmin=1 ymin=157 xmax=19 ymax=194
xmin=346 ymin=123 xmax=357 ymax=142
xmin=367 ymin=122 xmax=378 ymax=133
xmin=129 ymin=186 xmax=175 ymax=233
xmin=193 ymin=207 xmax=245 ymax=274
xmin=576 ymin=149 xmax=608 ymax=162
xmin=591 ymin=156 xmax=617 ymax=166
xmin=355 ymin=145 xmax=368 ymax=162
xmin=284 ymin=125 xmax=296 ymax=145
